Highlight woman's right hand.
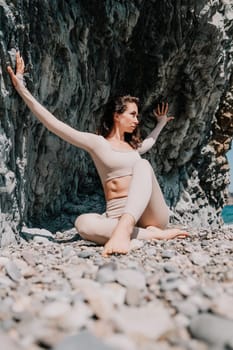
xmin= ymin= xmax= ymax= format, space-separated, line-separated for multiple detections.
xmin=153 ymin=102 xmax=174 ymax=126
xmin=7 ymin=51 xmax=25 ymax=88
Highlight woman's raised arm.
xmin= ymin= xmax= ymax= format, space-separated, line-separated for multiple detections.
xmin=7 ymin=52 xmax=95 ymax=151
xmin=138 ymin=102 xmax=174 ymax=155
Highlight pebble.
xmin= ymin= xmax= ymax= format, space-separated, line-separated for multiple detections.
xmin=161 ymin=250 xmax=176 ymax=258
xmin=5 ymin=260 xmax=21 ymax=282
xmin=54 ymin=330 xmax=115 ymax=350
xmin=113 ymin=303 xmax=174 ymax=340
xmin=0 ymin=226 xmax=232 ymax=350
xmin=0 ymin=333 xmax=22 ymax=350
xmin=163 ymin=262 xmax=180 ymax=273
xmin=172 ymin=300 xmax=199 ymax=318
xmin=125 ymin=287 xmax=141 ymax=306
xmin=210 ymin=294 xmax=233 ymax=320
xmin=115 ymin=268 xmax=146 ymax=289
xmin=189 ymin=252 xmax=211 ymax=266
xmin=39 ymin=301 xmax=71 ymax=319
xmin=95 ymin=263 xmax=117 ymax=283
xmin=189 ymin=313 xmax=233 ymax=346
xmin=77 ymin=250 xmax=95 ymax=258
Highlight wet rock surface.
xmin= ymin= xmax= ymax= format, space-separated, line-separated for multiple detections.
xmin=0 ymin=226 xmax=232 ymax=350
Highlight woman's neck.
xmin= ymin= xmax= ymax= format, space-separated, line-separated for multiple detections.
xmin=107 ymin=128 xmax=125 ymax=142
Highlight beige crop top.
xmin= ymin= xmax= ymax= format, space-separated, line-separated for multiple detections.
xmin=14 ymin=75 xmax=164 ymax=186
xmin=90 ymin=136 xmax=142 ymax=184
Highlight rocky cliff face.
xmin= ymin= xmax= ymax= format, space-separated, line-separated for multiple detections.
xmin=0 ymin=0 xmax=233 ymax=245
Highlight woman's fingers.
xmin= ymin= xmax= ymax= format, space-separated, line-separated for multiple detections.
xmin=161 ymin=102 xmax=165 ymax=114
xmin=7 ymin=65 xmax=13 ymax=76
xmin=153 ymin=102 xmax=175 ymax=125
xmin=154 ymin=102 xmax=169 ymax=116
xmin=157 ymin=104 xmax=161 ymax=115
xmin=7 ymin=51 xmax=26 ymax=88
xmin=16 ymin=51 xmax=25 ymax=74
xmin=7 ymin=66 xmax=18 ymax=87
xmin=160 ymin=102 xmax=168 ymax=115
xmin=167 ymin=116 xmax=175 ymax=122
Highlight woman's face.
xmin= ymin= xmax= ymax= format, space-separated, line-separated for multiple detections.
xmin=115 ymin=102 xmax=139 ymax=133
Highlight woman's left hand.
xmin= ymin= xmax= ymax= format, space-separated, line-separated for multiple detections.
xmin=7 ymin=51 xmax=25 ymax=88
xmin=153 ymin=102 xmax=174 ymax=125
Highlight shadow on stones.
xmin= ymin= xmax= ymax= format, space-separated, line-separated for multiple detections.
xmin=20 ymin=230 xmax=81 ymax=244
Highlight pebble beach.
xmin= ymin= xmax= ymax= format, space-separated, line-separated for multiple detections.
xmin=0 ymin=225 xmax=233 ymax=350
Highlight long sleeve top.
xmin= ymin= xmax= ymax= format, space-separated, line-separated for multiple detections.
xmin=15 ymin=75 xmax=165 ymax=187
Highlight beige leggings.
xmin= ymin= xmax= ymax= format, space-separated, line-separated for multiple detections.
xmin=75 ymin=159 xmax=170 ymax=244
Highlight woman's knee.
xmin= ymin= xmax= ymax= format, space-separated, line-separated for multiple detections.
xmin=139 ymin=206 xmax=170 ymax=230
xmin=75 ymin=214 xmax=92 ymax=238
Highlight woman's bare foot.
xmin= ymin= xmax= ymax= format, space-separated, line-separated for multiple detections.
xmin=102 ymin=232 xmax=131 ymax=257
xmin=102 ymin=214 xmax=134 ymax=257
xmin=146 ymin=226 xmax=189 ymax=240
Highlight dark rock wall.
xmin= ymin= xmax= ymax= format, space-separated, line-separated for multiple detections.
xmin=0 ymin=0 xmax=233 ymax=244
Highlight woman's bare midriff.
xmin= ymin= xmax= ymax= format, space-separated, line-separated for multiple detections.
xmin=104 ymin=175 xmax=132 ymax=201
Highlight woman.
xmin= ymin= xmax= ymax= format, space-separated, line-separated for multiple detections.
xmin=7 ymin=52 xmax=188 ymax=257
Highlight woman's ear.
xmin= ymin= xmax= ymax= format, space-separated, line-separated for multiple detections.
xmin=113 ymin=112 xmax=120 ymax=123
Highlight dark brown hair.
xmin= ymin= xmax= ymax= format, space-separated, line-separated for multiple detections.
xmin=97 ymin=95 xmax=142 ymax=149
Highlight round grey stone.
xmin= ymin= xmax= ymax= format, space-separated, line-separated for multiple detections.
xmin=54 ymin=330 xmax=115 ymax=350
xmin=189 ymin=313 xmax=233 ymax=346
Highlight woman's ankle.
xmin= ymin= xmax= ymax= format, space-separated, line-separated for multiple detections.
xmin=120 ymin=213 xmax=135 ymax=226
xmin=111 ymin=213 xmax=135 ymax=238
